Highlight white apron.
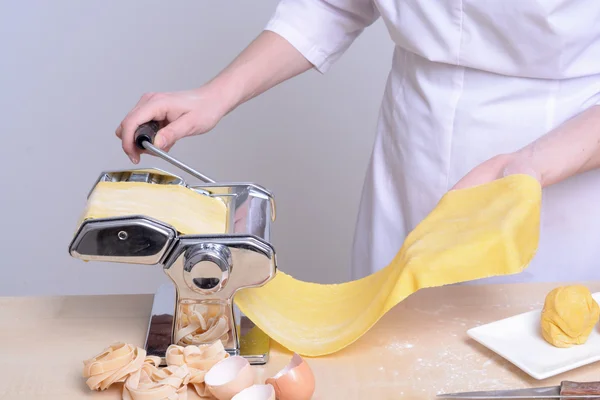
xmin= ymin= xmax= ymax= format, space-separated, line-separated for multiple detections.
xmin=266 ymin=0 xmax=600 ymax=283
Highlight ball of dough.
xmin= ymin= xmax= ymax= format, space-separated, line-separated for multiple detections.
xmin=541 ymin=285 xmax=600 ymax=348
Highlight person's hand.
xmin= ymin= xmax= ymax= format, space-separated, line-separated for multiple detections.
xmin=452 ymin=153 xmax=541 ymax=190
xmin=115 ymin=31 xmax=314 ymax=164
xmin=115 ymin=85 xmax=230 ymax=164
xmin=454 ymin=106 xmax=600 ymax=191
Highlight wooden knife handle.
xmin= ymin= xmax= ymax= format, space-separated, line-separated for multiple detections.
xmin=561 ymin=381 xmax=600 ymax=396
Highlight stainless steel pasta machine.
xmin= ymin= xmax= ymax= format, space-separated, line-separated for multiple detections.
xmin=68 ymin=122 xmax=278 ymax=365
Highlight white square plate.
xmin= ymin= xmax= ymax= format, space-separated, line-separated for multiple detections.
xmin=467 ymin=292 xmax=600 ymax=380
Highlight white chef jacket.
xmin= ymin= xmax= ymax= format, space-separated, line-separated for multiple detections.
xmin=265 ymin=0 xmax=600 ymax=284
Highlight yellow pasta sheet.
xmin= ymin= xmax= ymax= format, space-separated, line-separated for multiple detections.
xmin=81 ymin=182 xmax=228 ymax=234
xmin=80 ymin=175 xmax=541 ymax=357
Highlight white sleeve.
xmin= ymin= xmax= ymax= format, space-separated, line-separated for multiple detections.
xmin=264 ymin=0 xmax=380 ymax=73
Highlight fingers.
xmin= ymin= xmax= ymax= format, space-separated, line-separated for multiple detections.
xmin=117 ymin=93 xmax=169 ymax=163
xmin=154 ymin=114 xmax=197 ymax=150
xmin=114 ymin=89 xmax=220 ymax=164
xmin=450 ymin=153 xmax=541 ymax=191
xmin=115 ymin=92 xmax=155 ymax=139
xmin=451 ymin=171 xmax=489 ymax=190
xmin=451 ymin=155 xmax=512 ymax=190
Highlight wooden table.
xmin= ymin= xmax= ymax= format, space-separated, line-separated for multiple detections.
xmin=2 ymin=282 xmax=600 ymax=399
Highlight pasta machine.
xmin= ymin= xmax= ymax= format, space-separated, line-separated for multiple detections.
xmin=68 ymin=122 xmax=277 ymax=365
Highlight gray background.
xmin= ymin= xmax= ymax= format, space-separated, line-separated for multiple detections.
xmin=0 ymin=0 xmax=392 ymax=295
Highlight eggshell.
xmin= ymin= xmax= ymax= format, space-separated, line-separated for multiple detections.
xmin=265 ymin=353 xmax=315 ymax=400
xmin=231 ymin=384 xmax=276 ymax=400
xmin=205 ymin=355 xmax=255 ymax=400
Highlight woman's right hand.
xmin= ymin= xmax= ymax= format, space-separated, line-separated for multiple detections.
xmin=115 ymin=31 xmax=313 ymax=164
xmin=115 ymin=84 xmax=230 ymax=164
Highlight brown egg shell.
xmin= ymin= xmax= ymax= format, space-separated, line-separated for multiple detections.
xmin=265 ymin=353 xmax=315 ymax=400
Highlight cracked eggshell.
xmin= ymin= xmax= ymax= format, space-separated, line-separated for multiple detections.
xmin=231 ymin=384 xmax=276 ymax=400
xmin=205 ymin=355 xmax=255 ymax=400
xmin=265 ymin=353 xmax=315 ymax=400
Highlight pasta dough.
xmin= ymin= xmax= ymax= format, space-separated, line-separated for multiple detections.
xmin=175 ymin=303 xmax=229 ymax=346
xmin=83 ymin=342 xmax=146 ymax=391
xmin=81 ymin=181 xmax=227 ymax=234
xmin=83 ymin=341 xmax=229 ymax=399
xmin=541 ymin=285 xmax=600 ymax=348
xmin=79 ymin=174 xmax=542 ymax=356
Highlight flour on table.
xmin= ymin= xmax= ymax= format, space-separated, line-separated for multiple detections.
xmin=385 ymin=341 xmax=414 ymax=352
xmin=409 ymin=345 xmax=515 ymax=395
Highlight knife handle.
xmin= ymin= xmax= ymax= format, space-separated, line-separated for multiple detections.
xmin=561 ymin=381 xmax=600 ymax=396
xmin=134 ymin=121 xmax=160 ymax=150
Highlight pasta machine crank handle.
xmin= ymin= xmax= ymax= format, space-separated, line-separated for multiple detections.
xmin=133 ymin=121 xmax=215 ymax=184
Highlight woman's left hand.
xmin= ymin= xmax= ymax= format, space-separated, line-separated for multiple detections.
xmin=452 ymin=153 xmax=540 ymax=190
xmin=453 ymin=105 xmax=600 ymax=191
